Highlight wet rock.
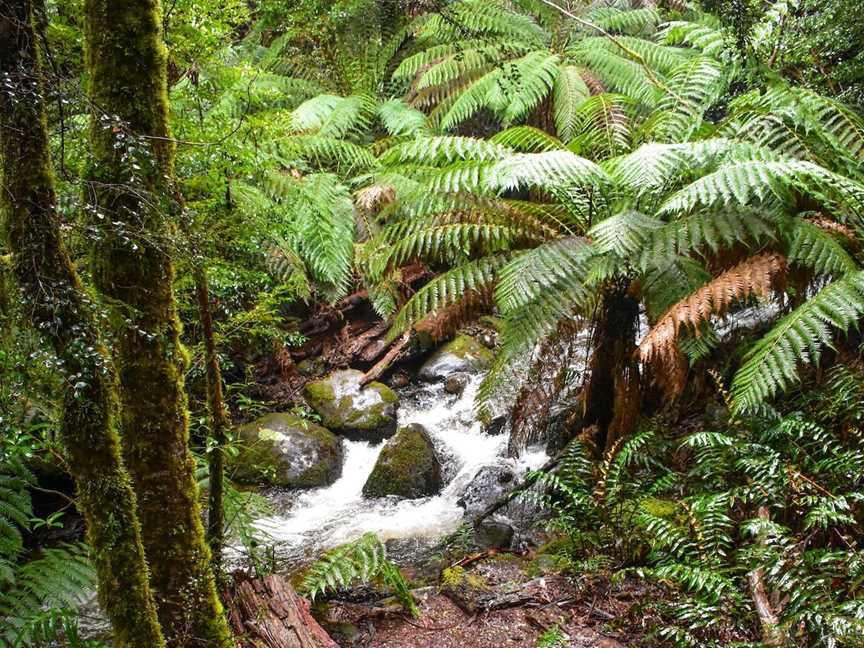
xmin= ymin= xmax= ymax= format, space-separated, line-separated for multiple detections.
xmin=480 ymin=332 xmax=496 ymax=349
xmin=388 ymin=372 xmax=411 ymax=389
xmin=458 ymin=464 xmax=516 ymax=517
xmin=483 ymin=414 xmax=507 ymax=436
xmin=232 ymin=413 xmax=343 ymax=488
xmin=363 ymin=423 xmax=442 ymax=499
xmin=297 ymin=356 xmax=327 ymax=377
xmin=303 ymin=369 xmax=399 ymax=442
xmin=474 ymin=518 xmax=514 ymax=549
xmin=444 ymin=373 xmax=468 ymax=396
xmin=419 ymin=334 xmax=494 ymax=382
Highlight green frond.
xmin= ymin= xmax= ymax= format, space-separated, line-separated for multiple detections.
xmin=787 ymin=219 xmax=858 ymax=277
xmin=299 ymin=533 xmax=417 ymax=616
xmin=569 ymin=93 xmax=635 ymax=158
xmin=421 ymin=2 xmax=547 ymax=46
xmin=379 ymin=136 xmax=511 ymax=166
xmin=494 ymin=236 xmax=593 ymax=313
xmin=269 ymin=135 xmax=377 ymax=172
xmin=376 ymin=99 xmax=431 ymax=137
xmin=292 ymin=94 xmax=376 ymax=138
xmin=552 ymin=65 xmax=591 ymax=143
xmin=589 ymin=210 xmax=665 ymax=258
xmin=659 ymin=160 xmax=864 ymax=217
xmin=490 ymin=126 xmax=565 ymax=152
xmin=488 ymin=149 xmax=610 ymax=193
xmin=586 ymin=7 xmax=661 ymax=36
xmin=609 ymin=139 xmax=761 ymax=195
xmin=653 ymin=57 xmax=728 ymax=142
xmin=568 ymin=45 xmax=662 ymax=106
xmin=388 ymin=222 xmax=526 ymax=268
xmin=639 ymin=209 xmax=777 ymax=270
xmin=439 ymin=51 xmax=560 ymax=130
xmin=392 ymin=255 xmax=509 ymax=334
xmin=731 ymin=271 xmax=864 ymax=411
xmin=659 ymin=19 xmax=728 ymax=58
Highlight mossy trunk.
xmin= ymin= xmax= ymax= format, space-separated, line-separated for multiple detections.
xmin=82 ymin=1 xmax=232 ymax=645
xmin=582 ymin=283 xmax=641 ymax=455
xmin=0 ymin=3 xmax=165 ymax=646
xmin=194 ymin=266 xmax=229 ymax=573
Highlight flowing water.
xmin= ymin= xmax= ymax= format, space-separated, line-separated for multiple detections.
xmin=249 ymin=375 xmax=547 ymax=567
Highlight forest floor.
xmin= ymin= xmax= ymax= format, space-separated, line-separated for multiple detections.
xmin=318 ymin=552 xmax=661 ymax=647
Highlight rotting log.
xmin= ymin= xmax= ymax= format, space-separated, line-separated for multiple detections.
xmin=225 ymin=573 xmax=339 ymax=648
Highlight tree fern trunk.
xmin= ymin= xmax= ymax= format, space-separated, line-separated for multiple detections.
xmin=0 ymin=2 xmax=165 ymax=645
xmin=582 ymin=283 xmax=641 ymax=454
xmin=82 ymin=0 xmax=232 ymax=644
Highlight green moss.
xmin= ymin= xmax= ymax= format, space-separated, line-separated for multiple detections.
xmin=446 ymin=334 xmax=495 ymax=364
xmin=304 ymin=380 xmax=336 ymax=406
xmin=362 ymin=424 xmax=441 ymax=498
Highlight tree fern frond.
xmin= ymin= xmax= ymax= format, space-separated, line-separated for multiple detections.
xmin=392 ymin=254 xmax=509 ymax=334
xmin=553 ymin=65 xmax=591 ymax=143
xmin=379 ymin=136 xmax=511 ymax=166
xmin=589 ymin=210 xmax=665 ymax=258
xmin=491 ymin=126 xmax=566 ymax=152
xmin=659 ymin=19 xmax=728 ymax=58
xmin=731 ymin=271 xmax=864 ymax=411
xmin=376 ymin=99 xmax=431 ymax=137
xmin=787 ymin=219 xmax=858 ymax=277
xmin=659 ymin=160 xmax=864 ymax=217
xmin=640 ymin=253 xmax=788 ymax=377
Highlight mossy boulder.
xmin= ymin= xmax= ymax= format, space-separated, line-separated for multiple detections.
xmin=303 ymin=369 xmax=399 ymax=442
xmin=232 ymin=413 xmax=343 ymax=488
xmin=419 ymin=334 xmax=495 ymax=382
xmin=362 ymin=424 xmax=442 ymax=499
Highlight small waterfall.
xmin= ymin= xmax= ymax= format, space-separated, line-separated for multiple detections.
xmin=251 ymin=375 xmax=547 ymax=566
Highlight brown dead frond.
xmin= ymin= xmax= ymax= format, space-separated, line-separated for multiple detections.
xmin=356 ymin=184 xmax=395 ymax=213
xmin=805 ymin=215 xmax=857 ymax=241
xmin=639 ymin=253 xmax=788 ymax=395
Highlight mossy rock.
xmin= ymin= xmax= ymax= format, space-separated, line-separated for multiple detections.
xmin=419 ymin=334 xmax=495 ymax=382
xmin=362 ymin=423 xmax=442 ymax=499
xmin=231 ymin=413 xmax=343 ymax=488
xmin=303 ymin=369 xmax=399 ymax=442
xmin=297 ymin=356 xmax=327 ymax=377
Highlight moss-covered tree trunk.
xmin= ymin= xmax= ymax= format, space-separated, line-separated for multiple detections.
xmin=193 ymin=265 xmax=230 ymax=573
xmin=82 ymin=1 xmax=232 ymax=645
xmin=0 ymin=2 xmax=165 ymax=646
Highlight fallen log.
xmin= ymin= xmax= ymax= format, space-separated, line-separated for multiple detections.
xmin=225 ymin=572 xmax=339 ymax=648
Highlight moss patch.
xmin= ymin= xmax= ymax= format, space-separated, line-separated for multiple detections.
xmin=362 ymin=424 xmax=442 ymax=499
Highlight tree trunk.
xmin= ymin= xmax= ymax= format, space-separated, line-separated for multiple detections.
xmin=0 ymin=2 xmax=165 ymax=646
xmin=82 ymin=0 xmax=232 ymax=644
xmin=582 ymin=283 xmax=641 ymax=454
xmin=194 ymin=265 xmax=230 ymax=573
xmin=224 ymin=573 xmax=339 ymax=648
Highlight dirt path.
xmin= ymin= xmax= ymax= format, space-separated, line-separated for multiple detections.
xmin=320 ymin=555 xmax=645 ymax=647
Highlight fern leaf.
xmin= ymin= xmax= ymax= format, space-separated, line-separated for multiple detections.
xmin=731 ymin=271 xmax=864 ymax=411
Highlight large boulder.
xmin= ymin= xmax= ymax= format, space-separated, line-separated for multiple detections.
xmin=419 ymin=334 xmax=494 ymax=382
xmin=232 ymin=413 xmax=343 ymax=488
xmin=362 ymin=424 xmax=443 ymax=499
xmin=457 ymin=464 xmax=516 ymax=518
xmin=303 ymin=370 xmax=399 ymax=442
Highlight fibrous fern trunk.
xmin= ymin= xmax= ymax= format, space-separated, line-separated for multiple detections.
xmin=82 ymin=0 xmax=232 ymax=644
xmin=0 ymin=2 xmax=165 ymax=646
xmin=582 ymin=284 xmax=641 ymax=454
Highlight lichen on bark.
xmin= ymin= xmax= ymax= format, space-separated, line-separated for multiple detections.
xmin=82 ymin=0 xmax=232 ymax=644
xmin=0 ymin=1 xmax=165 ymax=645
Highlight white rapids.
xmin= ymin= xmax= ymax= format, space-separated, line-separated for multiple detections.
xmin=249 ymin=375 xmax=547 ymax=565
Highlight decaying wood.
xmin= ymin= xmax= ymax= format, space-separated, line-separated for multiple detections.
xmin=362 ymin=331 xmax=412 ymax=384
xmin=225 ymin=573 xmax=338 ymax=648
xmin=748 ymin=507 xmax=786 ymax=646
